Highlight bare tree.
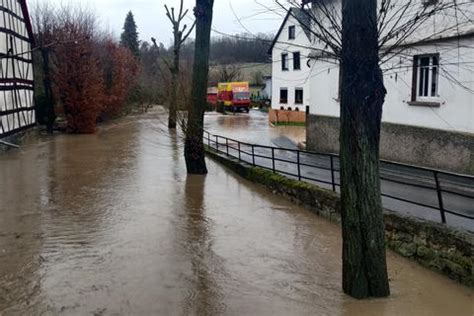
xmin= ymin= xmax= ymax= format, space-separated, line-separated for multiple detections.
xmin=184 ymin=0 xmax=214 ymax=174
xmin=272 ymin=0 xmax=473 ymax=299
xmin=214 ymin=64 xmax=243 ymax=82
xmin=165 ymin=0 xmax=196 ymax=129
xmin=31 ymin=3 xmax=57 ymax=134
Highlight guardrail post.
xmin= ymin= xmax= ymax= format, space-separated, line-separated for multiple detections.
xmin=330 ymin=156 xmax=336 ymax=192
xmin=252 ymin=145 xmax=256 ymax=166
xmin=226 ymin=138 xmax=229 ymax=156
xmin=215 ymin=135 xmax=219 ymax=152
xmin=238 ymin=142 xmax=241 ymax=162
xmin=207 ymin=132 xmax=210 ymax=148
xmin=434 ymin=171 xmax=447 ymax=224
xmin=297 ymin=151 xmax=301 ymax=181
xmin=272 ymin=148 xmax=276 ymax=173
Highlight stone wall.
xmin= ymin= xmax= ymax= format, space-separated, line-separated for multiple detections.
xmin=306 ymin=115 xmax=474 ymax=175
xmin=206 ymin=148 xmax=474 ymax=287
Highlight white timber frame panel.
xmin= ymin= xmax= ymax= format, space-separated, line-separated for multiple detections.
xmin=0 ymin=0 xmax=35 ymax=139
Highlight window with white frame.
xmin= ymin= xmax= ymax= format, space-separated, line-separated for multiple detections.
xmin=293 ymin=52 xmax=301 ymax=70
xmin=295 ymin=88 xmax=303 ymax=104
xmin=281 ymin=53 xmax=289 ymax=71
xmin=413 ymin=54 xmax=439 ymax=100
xmin=280 ymin=88 xmax=288 ymax=104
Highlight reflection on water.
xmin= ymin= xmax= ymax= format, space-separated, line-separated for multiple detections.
xmin=180 ymin=175 xmax=226 ymax=315
xmin=0 ymin=109 xmax=472 ymax=315
xmin=205 ymin=111 xmax=306 ymax=147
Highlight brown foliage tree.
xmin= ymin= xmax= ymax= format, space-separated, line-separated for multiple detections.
xmin=52 ymin=14 xmax=104 ymax=134
xmin=101 ymin=41 xmax=139 ymax=118
xmin=32 ymin=4 xmax=140 ymax=134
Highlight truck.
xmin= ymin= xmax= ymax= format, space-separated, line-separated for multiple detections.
xmin=217 ymin=82 xmax=251 ymax=113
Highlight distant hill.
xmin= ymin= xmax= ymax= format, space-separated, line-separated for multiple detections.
xmin=178 ymin=33 xmax=274 ymax=65
xmin=209 ymin=63 xmax=272 ymax=86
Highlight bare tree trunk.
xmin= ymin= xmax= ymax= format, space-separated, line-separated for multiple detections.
xmin=168 ymin=45 xmax=179 ymax=129
xmin=165 ymin=0 xmax=195 ymax=129
xmin=41 ymin=47 xmax=55 ymax=134
xmin=339 ymin=0 xmax=390 ymax=299
xmin=184 ymin=0 xmax=213 ymax=174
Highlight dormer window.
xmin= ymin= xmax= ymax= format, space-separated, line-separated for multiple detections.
xmin=288 ymin=25 xmax=296 ymax=40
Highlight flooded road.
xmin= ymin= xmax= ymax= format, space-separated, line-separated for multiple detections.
xmin=0 ymin=109 xmax=472 ymax=315
xmin=205 ymin=110 xmax=306 ymax=147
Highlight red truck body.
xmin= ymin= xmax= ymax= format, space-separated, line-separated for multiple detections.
xmin=217 ymin=82 xmax=251 ymax=112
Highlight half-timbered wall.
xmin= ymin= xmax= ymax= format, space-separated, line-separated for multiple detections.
xmin=0 ymin=0 xmax=35 ymax=139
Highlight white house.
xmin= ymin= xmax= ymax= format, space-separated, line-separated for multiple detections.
xmin=0 ymin=0 xmax=35 ymax=140
xmin=268 ymin=8 xmax=312 ymax=111
xmin=271 ymin=0 xmax=474 ymax=173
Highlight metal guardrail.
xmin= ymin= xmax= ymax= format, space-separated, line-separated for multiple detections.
xmin=204 ymin=131 xmax=474 ymax=225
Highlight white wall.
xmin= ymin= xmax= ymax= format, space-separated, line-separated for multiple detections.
xmin=271 ymin=13 xmax=312 ymax=111
xmin=310 ymin=37 xmax=474 ymax=134
xmin=308 ymin=59 xmax=340 ymax=117
xmin=383 ymin=39 xmax=473 ymax=133
xmin=263 ymin=77 xmax=272 ymax=99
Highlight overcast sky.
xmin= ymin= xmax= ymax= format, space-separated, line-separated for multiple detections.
xmin=39 ymin=0 xmax=284 ymax=46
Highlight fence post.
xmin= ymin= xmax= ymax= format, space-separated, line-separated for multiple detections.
xmin=226 ymin=138 xmax=229 ymax=156
xmin=330 ymin=156 xmax=336 ymax=192
xmin=238 ymin=142 xmax=241 ymax=162
xmin=252 ymin=145 xmax=256 ymax=166
xmin=272 ymin=148 xmax=276 ymax=173
xmin=434 ymin=171 xmax=447 ymax=224
xmin=297 ymin=151 xmax=301 ymax=181
xmin=207 ymin=132 xmax=210 ymax=148
xmin=215 ymin=135 xmax=219 ymax=152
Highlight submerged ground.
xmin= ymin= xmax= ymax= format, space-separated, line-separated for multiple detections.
xmin=0 ymin=109 xmax=472 ymax=315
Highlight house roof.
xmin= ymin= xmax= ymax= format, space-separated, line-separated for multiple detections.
xmin=18 ymin=0 xmax=35 ymax=45
xmin=267 ymin=8 xmax=312 ymax=55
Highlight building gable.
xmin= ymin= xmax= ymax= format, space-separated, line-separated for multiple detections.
xmin=268 ymin=8 xmax=312 ymax=55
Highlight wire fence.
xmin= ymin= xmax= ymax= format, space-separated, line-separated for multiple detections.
xmin=204 ymin=131 xmax=474 ymax=226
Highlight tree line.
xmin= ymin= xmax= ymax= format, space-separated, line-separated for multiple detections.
xmin=33 ymin=4 xmax=140 ymax=134
xmin=31 ymin=2 xmax=273 ymax=134
xmin=144 ymin=32 xmax=273 ymax=66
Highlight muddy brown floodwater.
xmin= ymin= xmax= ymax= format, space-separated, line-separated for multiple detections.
xmin=0 ymin=109 xmax=472 ymax=315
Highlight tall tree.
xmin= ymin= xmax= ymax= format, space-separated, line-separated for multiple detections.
xmin=184 ymin=0 xmax=214 ymax=174
xmin=52 ymin=8 xmax=105 ymax=134
xmin=120 ymin=11 xmax=140 ymax=57
xmin=31 ymin=3 xmax=57 ymax=134
xmin=165 ymin=0 xmax=196 ymax=129
xmin=276 ymin=0 xmax=471 ymax=299
xmin=339 ymin=0 xmax=390 ymax=298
